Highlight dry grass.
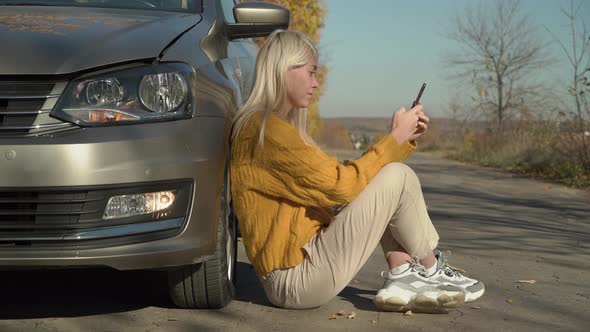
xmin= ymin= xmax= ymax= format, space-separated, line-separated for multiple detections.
xmin=420 ymin=120 xmax=590 ymax=189
xmin=320 ymin=117 xmax=590 ymax=189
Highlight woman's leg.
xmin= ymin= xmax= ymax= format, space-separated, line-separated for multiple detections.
xmin=380 ymin=227 xmax=436 ymax=271
xmin=262 ymin=162 xmax=443 ymax=309
xmin=377 ymin=172 xmax=484 ymax=304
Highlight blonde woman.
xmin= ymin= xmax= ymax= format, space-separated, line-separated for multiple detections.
xmin=230 ymin=30 xmax=484 ymax=312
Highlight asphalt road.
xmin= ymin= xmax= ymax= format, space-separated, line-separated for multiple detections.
xmin=1 ymin=152 xmax=588 ymax=332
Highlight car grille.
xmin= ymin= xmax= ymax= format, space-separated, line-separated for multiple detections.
xmin=0 ymin=189 xmax=107 ymax=228
xmin=0 ymin=80 xmax=75 ymax=137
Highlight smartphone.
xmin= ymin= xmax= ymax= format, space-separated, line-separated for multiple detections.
xmin=411 ymin=83 xmax=426 ymax=108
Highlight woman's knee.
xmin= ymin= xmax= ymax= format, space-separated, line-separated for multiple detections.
xmin=379 ymin=162 xmax=419 ymax=185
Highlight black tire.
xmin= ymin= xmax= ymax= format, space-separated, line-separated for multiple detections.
xmin=167 ymin=169 xmax=237 ymax=309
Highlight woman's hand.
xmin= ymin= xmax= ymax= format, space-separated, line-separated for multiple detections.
xmin=409 ymin=101 xmax=429 ymax=142
xmin=390 ymin=102 xmax=430 ymax=144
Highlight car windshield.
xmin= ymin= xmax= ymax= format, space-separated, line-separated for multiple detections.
xmin=0 ymin=0 xmax=202 ymax=13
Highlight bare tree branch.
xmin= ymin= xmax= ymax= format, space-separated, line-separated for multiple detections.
xmin=444 ymin=0 xmax=554 ymax=130
xmin=547 ymin=0 xmax=590 ymax=167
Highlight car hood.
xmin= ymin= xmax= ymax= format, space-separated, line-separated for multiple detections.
xmin=0 ymin=6 xmax=202 ymax=75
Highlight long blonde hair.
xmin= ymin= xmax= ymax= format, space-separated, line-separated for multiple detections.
xmin=230 ymin=29 xmax=319 ymax=148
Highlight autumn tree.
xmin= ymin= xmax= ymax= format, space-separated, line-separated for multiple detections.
xmin=249 ymin=0 xmax=327 ymax=138
xmin=318 ymin=121 xmax=351 ymax=149
xmin=446 ymin=0 xmax=553 ymax=130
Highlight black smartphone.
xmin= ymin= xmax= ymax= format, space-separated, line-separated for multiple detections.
xmin=411 ymin=83 xmax=426 ymax=108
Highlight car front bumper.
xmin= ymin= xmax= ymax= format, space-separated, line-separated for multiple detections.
xmin=0 ymin=116 xmax=228 ymax=270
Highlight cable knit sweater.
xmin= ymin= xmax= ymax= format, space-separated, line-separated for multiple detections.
xmin=230 ymin=112 xmax=416 ymax=277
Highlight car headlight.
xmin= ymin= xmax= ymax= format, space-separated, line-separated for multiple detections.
xmin=51 ymin=63 xmax=195 ymax=126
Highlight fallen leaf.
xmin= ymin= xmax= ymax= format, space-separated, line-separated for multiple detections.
xmin=347 ymin=311 xmax=356 ymax=319
xmin=544 ymin=185 xmax=552 ymax=190
xmin=516 ymin=279 xmax=536 ymax=284
xmin=328 ymin=314 xmax=339 ymax=320
xmin=370 ymin=320 xmax=377 ymax=324
xmin=337 ymin=310 xmax=347 ymax=316
xmin=404 ymin=310 xmax=414 ymax=316
xmin=470 ymin=306 xmax=481 ymax=309
xmin=506 ymin=299 xmax=513 ymax=304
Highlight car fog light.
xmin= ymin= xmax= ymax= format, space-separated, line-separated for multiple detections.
xmin=103 ymin=191 xmax=176 ymax=220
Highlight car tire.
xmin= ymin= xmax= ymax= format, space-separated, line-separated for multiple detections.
xmin=167 ymin=168 xmax=237 ymax=309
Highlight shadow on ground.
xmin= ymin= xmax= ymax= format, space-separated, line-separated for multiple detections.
xmin=0 ymin=268 xmax=171 ymax=319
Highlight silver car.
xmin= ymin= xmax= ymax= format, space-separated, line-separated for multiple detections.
xmin=0 ymin=0 xmax=289 ymax=308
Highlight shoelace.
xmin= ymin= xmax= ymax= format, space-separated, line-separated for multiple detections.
xmin=437 ymin=250 xmax=467 ymax=277
xmin=381 ymin=256 xmax=428 ymax=280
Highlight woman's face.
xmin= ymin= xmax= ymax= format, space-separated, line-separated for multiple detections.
xmin=285 ymin=57 xmax=319 ymax=109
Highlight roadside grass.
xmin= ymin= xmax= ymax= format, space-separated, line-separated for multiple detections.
xmin=419 ymin=122 xmax=590 ymax=189
xmin=319 ymin=117 xmax=590 ymax=189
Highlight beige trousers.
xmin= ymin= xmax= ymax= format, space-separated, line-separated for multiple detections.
xmin=260 ymin=162 xmax=440 ymax=309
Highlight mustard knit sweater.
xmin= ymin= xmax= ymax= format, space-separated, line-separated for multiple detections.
xmin=230 ymin=112 xmax=416 ymax=277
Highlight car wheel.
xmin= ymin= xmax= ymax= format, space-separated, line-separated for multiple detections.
xmin=167 ymin=172 xmax=237 ymax=309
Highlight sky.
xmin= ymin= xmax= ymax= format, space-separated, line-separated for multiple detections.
xmin=316 ymin=0 xmax=589 ymax=118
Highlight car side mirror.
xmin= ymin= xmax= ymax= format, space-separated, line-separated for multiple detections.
xmin=227 ymin=1 xmax=290 ymax=40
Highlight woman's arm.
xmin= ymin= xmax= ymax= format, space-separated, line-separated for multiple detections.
xmin=252 ymin=114 xmax=415 ymax=207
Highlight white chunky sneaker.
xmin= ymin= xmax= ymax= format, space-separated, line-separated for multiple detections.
xmin=373 ymin=258 xmax=465 ymax=313
xmin=429 ymin=251 xmax=485 ymax=303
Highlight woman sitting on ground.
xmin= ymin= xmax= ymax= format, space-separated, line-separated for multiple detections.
xmin=229 ymin=29 xmax=484 ymax=312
